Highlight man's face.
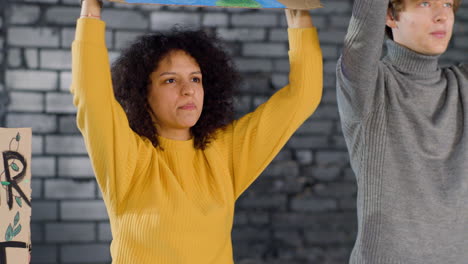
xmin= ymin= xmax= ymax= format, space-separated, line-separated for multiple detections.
xmin=387 ymin=0 xmax=455 ymax=55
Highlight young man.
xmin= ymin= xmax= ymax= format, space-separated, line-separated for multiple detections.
xmin=336 ymin=0 xmax=467 ymax=263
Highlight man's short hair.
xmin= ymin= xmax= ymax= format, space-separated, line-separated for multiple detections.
xmin=385 ymin=0 xmax=462 ymax=40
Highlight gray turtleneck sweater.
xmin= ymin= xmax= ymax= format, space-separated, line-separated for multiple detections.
xmin=336 ymin=1 xmax=468 ymax=263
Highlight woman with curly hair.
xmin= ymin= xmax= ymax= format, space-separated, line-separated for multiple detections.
xmin=72 ymin=0 xmax=322 ymax=263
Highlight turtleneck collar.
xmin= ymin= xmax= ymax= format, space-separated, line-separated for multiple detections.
xmin=157 ymin=136 xmax=195 ymax=151
xmin=383 ymin=39 xmax=441 ymax=74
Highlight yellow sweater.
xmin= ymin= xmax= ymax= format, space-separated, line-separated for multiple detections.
xmin=72 ymin=18 xmax=322 ymax=264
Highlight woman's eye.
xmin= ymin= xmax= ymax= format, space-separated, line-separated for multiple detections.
xmin=192 ymin=77 xmax=201 ymax=83
xmin=420 ymin=1 xmax=430 ymax=7
xmin=164 ymin=79 xmax=175 ymax=84
xmin=443 ymin=2 xmax=453 ymax=8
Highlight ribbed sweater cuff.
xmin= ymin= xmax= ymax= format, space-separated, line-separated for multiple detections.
xmin=75 ymin=18 xmax=106 ymax=45
xmin=288 ymin=27 xmax=318 ymax=53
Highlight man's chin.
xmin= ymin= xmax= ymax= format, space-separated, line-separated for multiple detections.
xmin=411 ymin=44 xmax=448 ymax=56
xmin=423 ymin=46 xmax=448 ymax=56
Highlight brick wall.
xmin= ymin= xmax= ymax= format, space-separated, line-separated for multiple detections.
xmin=2 ymin=0 xmax=468 ymax=263
xmin=1 ymin=0 xmax=6 ymax=125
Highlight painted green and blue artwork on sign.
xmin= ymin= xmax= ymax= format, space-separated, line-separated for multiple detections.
xmin=109 ymin=0 xmax=322 ymax=9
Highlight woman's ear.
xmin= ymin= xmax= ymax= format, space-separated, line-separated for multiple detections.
xmin=386 ymin=8 xmax=398 ymax=29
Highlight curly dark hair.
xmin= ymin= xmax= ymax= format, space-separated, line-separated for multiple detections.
xmin=111 ymin=28 xmax=240 ymax=150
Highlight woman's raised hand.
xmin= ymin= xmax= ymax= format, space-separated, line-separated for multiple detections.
xmin=80 ymin=0 xmax=102 ymax=19
xmin=285 ymin=9 xmax=313 ymax=28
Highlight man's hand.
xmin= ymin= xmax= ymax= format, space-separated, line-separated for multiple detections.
xmin=285 ymin=9 xmax=313 ymax=28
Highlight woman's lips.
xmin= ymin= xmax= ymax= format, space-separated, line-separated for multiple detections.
xmin=179 ymin=103 xmax=196 ymax=110
xmin=431 ymin=31 xmax=446 ymax=39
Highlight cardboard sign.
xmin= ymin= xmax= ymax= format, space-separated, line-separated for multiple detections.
xmin=0 ymin=128 xmax=32 ymax=264
xmin=109 ymin=0 xmax=322 ymax=9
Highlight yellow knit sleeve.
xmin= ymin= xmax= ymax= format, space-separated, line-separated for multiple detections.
xmin=71 ymin=18 xmax=151 ymax=210
xmin=230 ymin=28 xmax=323 ymax=199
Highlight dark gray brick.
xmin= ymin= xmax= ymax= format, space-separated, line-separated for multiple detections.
xmin=237 ymin=194 xmax=287 ymax=210
xmin=115 ymin=31 xmax=141 ymax=49
xmin=61 ymin=244 xmax=111 ymax=263
xmin=45 ymin=223 xmax=95 ymax=242
xmin=58 ymin=156 xmax=94 ymax=178
xmin=232 ymin=227 xmax=270 ymax=241
xmin=10 ymin=4 xmax=41 ymax=25
xmin=248 ymin=212 xmax=269 ymax=225
xmin=305 ymin=167 xmax=341 ymax=181
xmin=217 ymin=28 xmax=266 ymax=41
xmin=8 ymin=27 xmax=60 ymax=47
xmin=31 ymin=245 xmax=58 ymax=264
xmin=6 ymin=113 xmax=56 ymax=133
xmin=231 ymin=13 xmax=277 ymax=27
xmin=295 ymin=150 xmax=314 ymax=165
xmin=150 ymin=12 xmax=200 ymax=30
xmin=274 ymin=58 xmax=289 ymax=72
xmin=6 ymin=70 xmax=57 ymax=91
xmin=103 ymin=9 xmax=148 ymax=29
xmin=273 ymin=230 xmax=303 ymax=247
xmin=25 ymin=48 xmax=39 ymax=68
xmin=305 ymin=230 xmax=350 ymax=244
xmin=330 ymin=15 xmax=352 ymax=29
xmin=32 ymin=179 xmax=42 ymax=199
xmin=310 ymin=105 xmax=340 ymax=119
xmin=316 ymin=151 xmax=349 ymax=166
xmin=269 ymin=28 xmax=288 ymax=41
xmin=239 ymin=76 xmax=270 ymax=92
xmin=271 ymin=74 xmax=288 ymax=89
xmin=203 ymin=13 xmax=229 ymax=26
xmin=454 ymin=36 xmax=468 ymax=48
xmin=44 ymin=179 xmax=95 ymax=199
xmin=32 ymin=135 xmax=43 ymax=155
xmin=7 ymin=91 xmax=44 ymax=112
xmin=46 ymin=92 xmax=75 ymax=113
xmin=8 ymin=48 xmax=21 ymax=67
xmin=233 ymin=211 xmax=248 ymax=226
xmin=45 ymin=7 xmax=81 ymax=25
xmin=288 ymin=135 xmax=328 ymax=149
xmin=59 ymin=71 xmax=72 ymax=91
xmin=262 ymin=160 xmax=299 ymax=178
xmin=253 ymin=95 xmax=269 ymax=107
xmin=243 ymin=43 xmax=287 ymax=57
xmin=297 ymin=120 xmax=334 ymax=135
xmin=291 ymin=195 xmax=337 ymax=212
xmin=322 ymin=45 xmax=339 ymax=59
xmin=23 ymin=0 xmax=58 ymax=2
xmin=98 ymin=222 xmax=112 ymax=241
xmin=32 ymin=156 xmax=56 ymax=178
xmin=40 ymin=50 xmax=71 ymax=70
xmin=234 ymin=95 xmax=251 ymax=114
xmin=31 ymin=222 xmax=43 ymax=242
xmin=234 ymin=58 xmax=273 ymax=72
xmin=31 ymin=201 xmax=58 ymax=221
xmin=45 ymin=135 xmax=87 ymax=154
xmin=61 ymin=200 xmax=108 ymax=220
xmin=314 ymin=182 xmax=357 ymax=198
xmin=319 ymin=30 xmax=347 ymax=44
xmin=58 ymin=115 xmax=79 ymax=133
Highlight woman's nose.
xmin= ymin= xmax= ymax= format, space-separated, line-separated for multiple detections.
xmin=181 ymin=82 xmax=195 ymax=96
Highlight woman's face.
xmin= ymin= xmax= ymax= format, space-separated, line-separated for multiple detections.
xmin=148 ymin=50 xmax=204 ymax=140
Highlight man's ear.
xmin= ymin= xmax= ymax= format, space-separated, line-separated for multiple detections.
xmin=386 ymin=8 xmax=398 ymax=29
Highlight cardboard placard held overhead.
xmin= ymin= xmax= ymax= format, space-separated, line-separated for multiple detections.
xmin=0 ymin=128 xmax=32 ymax=264
xmin=109 ymin=0 xmax=322 ymax=10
